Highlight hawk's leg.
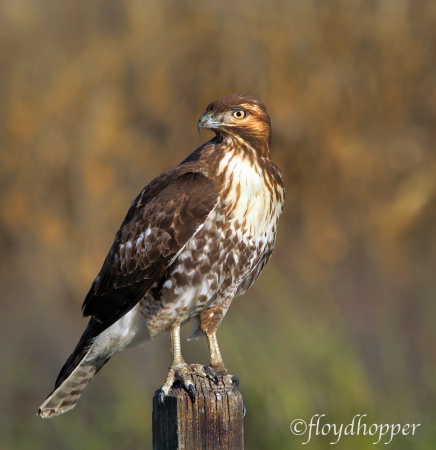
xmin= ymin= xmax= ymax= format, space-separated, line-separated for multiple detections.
xmin=206 ymin=330 xmax=224 ymax=368
xmin=159 ymin=324 xmax=210 ymax=403
xmin=205 ymin=331 xmax=239 ymax=389
xmin=201 ymin=299 xmax=239 ymax=389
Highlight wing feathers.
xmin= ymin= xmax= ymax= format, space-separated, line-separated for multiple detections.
xmin=81 ymin=169 xmax=218 ymax=334
xmin=51 ymin=170 xmax=218 ymax=390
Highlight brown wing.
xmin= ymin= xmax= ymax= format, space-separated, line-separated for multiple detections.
xmin=53 ymin=148 xmax=219 ymax=388
xmin=54 ymin=166 xmax=217 ymax=385
xmin=54 ymin=166 xmax=217 ymax=387
xmin=83 ymin=167 xmax=218 ymax=327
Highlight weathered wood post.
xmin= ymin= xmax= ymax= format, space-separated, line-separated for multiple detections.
xmin=152 ymin=374 xmax=244 ymax=450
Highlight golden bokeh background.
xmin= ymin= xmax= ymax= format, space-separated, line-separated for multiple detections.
xmin=1 ymin=1 xmax=435 ymax=448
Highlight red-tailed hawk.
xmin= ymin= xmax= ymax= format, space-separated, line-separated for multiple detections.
xmin=38 ymin=94 xmax=285 ymax=418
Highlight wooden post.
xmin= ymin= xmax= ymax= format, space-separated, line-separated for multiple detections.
xmin=152 ymin=374 xmax=244 ymax=450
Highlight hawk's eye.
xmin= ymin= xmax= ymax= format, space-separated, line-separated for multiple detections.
xmin=232 ymin=110 xmax=246 ymax=119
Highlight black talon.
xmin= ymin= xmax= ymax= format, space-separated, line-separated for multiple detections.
xmin=186 ymin=384 xmax=196 ymax=403
xmin=158 ymin=388 xmax=166 ymax=405
xmin=204 ymin=366 xmax=219 ymax=384
xmin=231 ymin=375 xmax=240 ymax=390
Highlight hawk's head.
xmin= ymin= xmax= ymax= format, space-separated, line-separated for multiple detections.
xmin=198 ymin=95 xmax=271 ymax=155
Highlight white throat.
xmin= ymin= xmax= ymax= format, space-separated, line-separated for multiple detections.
xmin=217 ymin=145 xmax=279 ymax=238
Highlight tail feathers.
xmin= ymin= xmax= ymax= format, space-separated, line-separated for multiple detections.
xmin=38 ymin=352 xmax=109 ymax=418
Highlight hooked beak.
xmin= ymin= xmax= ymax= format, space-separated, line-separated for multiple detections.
xmin=197 ymin=112 xmax=222 ymax=133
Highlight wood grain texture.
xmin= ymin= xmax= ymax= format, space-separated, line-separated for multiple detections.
xmin=152 ymin=374 xmax=244 ymax=450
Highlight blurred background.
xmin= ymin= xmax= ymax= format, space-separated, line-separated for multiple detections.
xmin=1 ymin=0 xmax=435 ymax=448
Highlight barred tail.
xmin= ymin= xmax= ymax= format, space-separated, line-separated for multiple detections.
xmin=38 ymin=308 xmax=149 ymax=418
xmin=38 ymin=351 xmax=109 ymax=418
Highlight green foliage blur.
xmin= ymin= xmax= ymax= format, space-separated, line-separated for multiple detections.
xmin=1 ymin=0 xmax=435 ymax=449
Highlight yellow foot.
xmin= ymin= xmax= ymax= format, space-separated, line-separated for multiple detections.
xmin=206 ymin=364 xmax=239 ymax=390
xmin=158 ymin=364 xmax=238 ymax=403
